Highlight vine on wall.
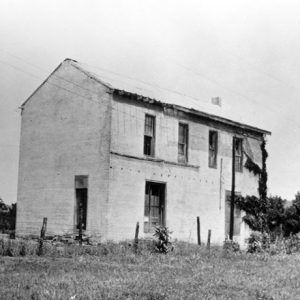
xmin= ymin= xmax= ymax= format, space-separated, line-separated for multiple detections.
xmin=244 ymin=139 xmax=268 ymax=199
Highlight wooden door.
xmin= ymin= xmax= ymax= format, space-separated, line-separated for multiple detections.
xmin=144 ymin=182 xmax=165 ymax=233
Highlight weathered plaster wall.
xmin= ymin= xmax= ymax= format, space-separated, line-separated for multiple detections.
xmin=16 ymin=61 xmax=112 ymax=237
xmin=108 ymin=97 xmax=261 ymax=244
xmin=16 ymin=62 xmax=263 ymax=245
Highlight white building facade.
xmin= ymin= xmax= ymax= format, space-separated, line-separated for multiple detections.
xmin=16 ymin=59 xmax=271 ymax=245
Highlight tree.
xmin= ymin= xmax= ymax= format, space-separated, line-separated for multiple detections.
xmin=283 ymin=192 xmax=300 ymax=236
xmin=0 ymin=198 xmax=16 ymax=232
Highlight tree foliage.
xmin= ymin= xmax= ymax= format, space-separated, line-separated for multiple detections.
xmin=283 ymin=192 xmax=300 ymax=236
xmin=0 ymin=198 xmax=16 ymax=232
xmin=232 ymin=140 xmax=300 ymax=237
xmin=234 ymin=195 xmax=285 ymax=235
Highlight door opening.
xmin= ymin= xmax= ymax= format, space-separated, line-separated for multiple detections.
xmin=144 ymin=181 xmax=165 ymax=233
xmin=75 ymin=176 xmax=88 ymax=230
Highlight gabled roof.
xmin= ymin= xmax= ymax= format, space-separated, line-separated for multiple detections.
xmin=22 ymin=58 xmax=271 ymax=136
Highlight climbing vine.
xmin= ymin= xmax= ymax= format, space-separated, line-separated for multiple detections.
xmin=244 ymin=139 xmax=268 ymax=200
xmin=244 ymin=157 xmax=261 ymax=176
xmin=233 ymin=139 xmax=271 ymax=233
xmin=258 ymin=139 xmax=268 ymax=201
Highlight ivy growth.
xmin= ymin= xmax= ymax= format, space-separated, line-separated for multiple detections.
xmin=233 ymin=139 xmax=272 ymax=233
xmin=244 ymin=157 xmax=261 ymax=176
xmin=258 ymin=140 xmax=268 ymax=201
xmin=243 ymin=139 xmax=268 ymax=200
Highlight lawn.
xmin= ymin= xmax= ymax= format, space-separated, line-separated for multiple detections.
xmin=0 ymin=243 xmax=300 ymax=299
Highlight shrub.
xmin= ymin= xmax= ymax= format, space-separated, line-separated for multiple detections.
xmin=223 ymin=239 xmax=240 ymax=253
xmin=283 ymin=234 xmax=300 ymax=254
xmin=247 ymin=232 xmax=270 ymax=253
xmin=153 ymin=226 xmax=173 ymax=254
xmin=0 ymin=200 xmax=16 ymax=233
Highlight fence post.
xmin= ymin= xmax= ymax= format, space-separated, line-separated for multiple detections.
xmin=207 ymin=229 xmax=211 ymax=251
xmin=197 ymin=216 xmax=201 ymax=246
xmin=134 ymin=222 xmax=139 ymax=253
xmin=40 ymin=217 xmax=47 ymax=239
xmin=38 ymin=217 xmax=47 ymax=255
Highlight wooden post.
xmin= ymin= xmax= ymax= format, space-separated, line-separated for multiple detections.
xmin=230 ymin=137 xmax=236 ymax=240
xmin=79 ymin=204 xmax=83 ymax=245
xmin=134 ymin=222 xmax=139 ymax=253
xmin=197 ymin=216 xmax=201 ymax=246
xmin=38 ymin=217 xmax=47 ymax=256
xmin=207 ymin=229 xmax=211 ymax=251
xmin=40 ymin=217 xmax=47 ymax=239
xmin=219 ymin=158 xmax=223 ymax=210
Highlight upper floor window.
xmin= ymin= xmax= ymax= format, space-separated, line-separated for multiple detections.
xmin=178 ymin=123 xmax=188 ymax=163
xmin=235 ymin=138 xmax=243 ymax=172
xmin=209 ymin=130 xmax=218 ymax=168
xmin=144 ymin=114 xmax=155 ymax=156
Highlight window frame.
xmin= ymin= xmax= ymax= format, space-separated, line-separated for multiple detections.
xmin=208 ymin=130 xmax=218 ymax=168
xmin=178 ymin=122 xmax=189 ymax=163
xmin=234 ymin=138 xmax=243 ymax=173
xmin=143 ymin=114 xmax=156 ymax=157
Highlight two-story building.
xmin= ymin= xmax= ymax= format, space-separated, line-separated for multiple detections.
xmin=16 ymin=58 xmax=271 ymax=244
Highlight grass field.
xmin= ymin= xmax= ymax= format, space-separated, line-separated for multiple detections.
xmin=0 ymin=242 xmax=300 ymax=300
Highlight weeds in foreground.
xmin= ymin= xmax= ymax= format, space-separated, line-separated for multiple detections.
xmin=1 ymin=242 xmax=300 ymax=299
xmin=1 ymin=232 xmax=300 ymax=260
xmin=153 ymin=226 xmax=174 ymax=254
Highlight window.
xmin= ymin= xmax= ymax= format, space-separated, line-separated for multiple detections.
xmin=75 ymin=175 xmax=88 ymax=230
xmin=235 ymin=138 xmax=243 ymax=172
xmin=178 ymin=123 xmax=188 ymax=163
xmin=144 ymin=182 xmax=165 ymax=233
xmin=144 ymin=114 xmax=155 ymax=156
xmin=209 ymin=130 xmax=218 ymax=168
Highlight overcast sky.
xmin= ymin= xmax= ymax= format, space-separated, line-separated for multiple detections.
xmin=1 ymin=0 xmax=300 ymax=203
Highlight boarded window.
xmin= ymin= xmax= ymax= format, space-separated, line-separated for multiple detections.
xmin=75 ymin=176 xmax=88 ymax=230
xmin=235 ymin=138 xmax=243 ymax=172
xmin=144 ymin=182 xmax=165 ymax=233
xmin=144 ymin=114 xmax=155 ymax=156
xmin=178 ymin=123 xmax=188 ymax=163
xmin=209 ymin=130 xmax=218 ymax=168
xmin=225 ymin=191 xmax=242 ymax=237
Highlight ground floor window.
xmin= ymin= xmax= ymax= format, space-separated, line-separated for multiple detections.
xmin=225 ymin=191 xmax=242 ymax=237
xmin=144 ymin=181 xmax=165 ymax=233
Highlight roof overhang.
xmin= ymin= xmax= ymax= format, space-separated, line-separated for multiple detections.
xmin=112 ymin=89 xmax=271 ymax=136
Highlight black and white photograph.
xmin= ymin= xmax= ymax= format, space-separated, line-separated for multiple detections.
xmin=1 ymin=0 xmax=300 ymax=299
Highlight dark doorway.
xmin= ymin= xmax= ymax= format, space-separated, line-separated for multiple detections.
xmin=75 ymin=176 xmax=88 ymax=230
xmin=144 ymin=181 xmax=166 ymax=233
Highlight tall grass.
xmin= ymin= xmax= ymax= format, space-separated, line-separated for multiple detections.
xmin=1 ymin=241 xmax=300 ymax=299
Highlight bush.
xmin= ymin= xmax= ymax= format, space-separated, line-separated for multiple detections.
xmin=246 ymin=232 xmax=300 ymax=255
xmin=153 ymin=226 xmax=173 ymax=254
xmin=0 ymin=200 xmax=16 ymax=233
xmin=247 ymin=232 xmax=270 ymax=253
xmin=0 ymin=238 xmax=38 ymax=256
xmin=223 ymin=239 xmax=240 ymax=253
xmin=283 ymin=234 xmax=300 ymax=254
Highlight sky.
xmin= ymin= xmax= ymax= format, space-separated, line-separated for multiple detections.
xmin=1 ymin=0 xmax=300 ymax=203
